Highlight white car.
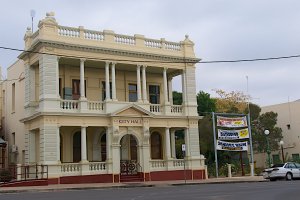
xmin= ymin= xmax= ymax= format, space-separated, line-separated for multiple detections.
xmin=263 ymin=162 xmax=300 ymax=181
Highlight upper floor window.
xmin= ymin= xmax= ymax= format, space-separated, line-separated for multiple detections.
xmin=12 ymin=83 xmax=15 ymax=112
xmin=128 ymin=84 xmax=137 ymax=102
xmin=101 ymin=81 xmax=112 ymax=101
xmin=149 ymin=85 xmax=160 ymax=104
xmin=72 ymin=79 xmax=86 ymax=100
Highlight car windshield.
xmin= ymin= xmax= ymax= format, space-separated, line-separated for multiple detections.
xmin=271 ymin=164 xmax=284 ymax=168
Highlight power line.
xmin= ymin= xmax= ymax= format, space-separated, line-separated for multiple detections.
xmin=200 ymin=54 xmax=300 ymax=63
xmin=1 ymin=45 xmax=300 ymax=64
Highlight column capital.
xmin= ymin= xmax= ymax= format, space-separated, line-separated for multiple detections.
xmin=57 ymin=56 xmax=61 ymax=61
xmin=137 ymin=65 xmax=141 ymax=69
xmin=105 ymin=61 xmax=111 ymax=65
xmin=142 ymin=65 xmax=147 ymax=69
xmin=81 ymin=125 xmax=88 ymax=128
xmin=164 ymin=67 xmax=168 ymax=72
xmin=111 ymin=62 xmax=117 ymax=65
xmin=80 ymin=58 xmax=86 ymax=63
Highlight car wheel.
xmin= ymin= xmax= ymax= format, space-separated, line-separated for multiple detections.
xmin=286 ymin=173 xmax=293 ymax=181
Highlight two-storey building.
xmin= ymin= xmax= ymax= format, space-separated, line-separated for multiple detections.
xmin=3 ymin=12 xmax=205 ymax=184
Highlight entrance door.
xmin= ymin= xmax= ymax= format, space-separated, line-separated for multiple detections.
xmin=120 ymin=135 xmax=138 ymax=175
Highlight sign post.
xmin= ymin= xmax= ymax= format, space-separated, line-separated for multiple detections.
xmin=182 ymin=144 xmax=186 ymax=184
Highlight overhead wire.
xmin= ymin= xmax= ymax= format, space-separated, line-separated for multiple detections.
xmin=1 ymin=46 xmax=300 ymax=64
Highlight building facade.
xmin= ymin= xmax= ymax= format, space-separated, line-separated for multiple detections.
xmin=3 ymin=12 xmax=206 ymax=183
xmin=254 ymin=100 xmax=300 ymax=168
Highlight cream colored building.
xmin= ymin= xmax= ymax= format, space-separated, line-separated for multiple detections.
xmin=3 ymin=12 xmax=205 ymax=183
xmin=254 ymin=100 xmax=300 ymax=168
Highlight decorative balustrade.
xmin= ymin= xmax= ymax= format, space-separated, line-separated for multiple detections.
xmin=114 ymin=34 xmax=135 ymax=45
xmin=84 ymin=30 xmax=104 ymax=41
xmin=145 ymin=39 xmax=162 ymax=48
xmin=61 ymin=163 xmax=81 ymax=173
xmin=88 ymin=101 xmax=104 ymax=111
xmin=89 ymin=162 xmax=106 ymax=171
xmin=150 ymin=104 xmax=162 ymax=113
xmin=60 ymin=100 xmax=79 ymax=110
xmin=165 ymin=41 xmax=181 ymax=51
xmin=173 ymin=159 xmax=185 ymax=167
xmin=55 ymin=26 xmax=183 ymax=52
xmin=58 ymin=26 xmax=80 ymax=37
xmin=150 ymin=160 xmax=166 ymax=168
xmin=171 ymin=105 xmax=183 ymax=113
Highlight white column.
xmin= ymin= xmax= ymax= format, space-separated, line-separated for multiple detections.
xmin=142 ymin=65 xmax=148 ymax=102
xmin=137 ymin=65 xmax=142 ymax=102
xmin=106 ymin=127 xmax=111 ymax=161
xmin=111 ymin=62 xmax=117 ymax=101
xmin=165 ymin=127 xmax=171 ymax=159
xmin=170 ymin=130 xmax=176 ymax=158
xmin=168 ymin=77 xmax=173 ymax=104
xmin=81 ymin=126 xmax=88 ymax=162
xmin=184 ymin=128 xmax=190 ymax=157
xmin=80 ymin=59 xmax=86 ymax=100
xmin=57 ymin=126 xmax=61 ymax=162
xmin=56 ymin=57 xmax=60 ymax=98
xmin=105 ymin=61 xmax=111 ymax=101
xmin=181 ymin=70 xmax=187 ymax=104
xmin=163 ymin=68 xmax=169 ymax=104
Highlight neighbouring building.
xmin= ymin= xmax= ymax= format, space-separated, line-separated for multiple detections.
xmin=254 ymin=100 xmax=300 ymax=168
xmin=2 ymin=12 xmax=206 ymax=184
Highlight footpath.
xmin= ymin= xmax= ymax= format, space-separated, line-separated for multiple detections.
xmin=0 ymin=176 xmax=266 ymax=193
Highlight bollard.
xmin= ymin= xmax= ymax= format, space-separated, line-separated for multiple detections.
xmin=227 ymin=164 xmax=232 ymax=178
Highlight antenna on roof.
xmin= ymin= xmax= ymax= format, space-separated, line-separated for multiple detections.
xmin=30 ymin=9 xmax=36 ymax=32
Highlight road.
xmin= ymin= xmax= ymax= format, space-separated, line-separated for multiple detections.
xmin=0 ymin=181 xmax=299 ymax=200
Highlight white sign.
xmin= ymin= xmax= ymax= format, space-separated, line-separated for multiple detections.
xmin=182 ymin=144 xmax=186 ymax=151
xmin=218 ymin=128 xmax=249 ymax=140
xmin=216 ymin=140 xmax=248 ymax=151
xmin=217 ymin=116 xmax=248 ymax=128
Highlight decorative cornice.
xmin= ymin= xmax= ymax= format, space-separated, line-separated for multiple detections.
xmin=19 ymin=39 xmax=201 ymax=64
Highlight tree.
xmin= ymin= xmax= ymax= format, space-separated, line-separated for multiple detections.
xmin=197 ymin=91 xmax=216 ymax=115
xmin=214 ymin=89 xmax=249 ymax=113
xmin=245 ymin=103 xmax=261 ymax=121
xmin=252 ymin=111 xmax=283 ymax=153
xmin=172 ymin=91 xmax=182 ymax=105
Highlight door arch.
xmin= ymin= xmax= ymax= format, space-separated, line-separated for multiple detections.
xmin=120 ymin=134 xmax=138 ymax=175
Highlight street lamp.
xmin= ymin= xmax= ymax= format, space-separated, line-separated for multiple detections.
xmin=264 ymin=130 xmax=271 ymax=168
xmin=280 ymin=140 xmax=285 ymax=163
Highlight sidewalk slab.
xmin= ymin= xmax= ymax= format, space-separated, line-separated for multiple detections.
xmin=0 ymin=176 xmax=266 ymax=193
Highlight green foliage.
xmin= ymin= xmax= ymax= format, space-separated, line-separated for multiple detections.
xmin=245 ymin=103 xmax=261 ymax=121
xmin=252 ymin=112 xmax=283 ymax=153
xmin=254 ymin=167 xmax=264 ymax=175
xmin=196 ymin=91 xmax=216 ymax=115
xmin=172 ymin=91 xmax=182 ymax=105
xmin=0 ymin=170 xmax=13 ymax=182
xmin=175 ymin=138 xmax=185 ymax=159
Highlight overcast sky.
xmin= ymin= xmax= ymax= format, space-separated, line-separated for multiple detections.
xmin=1 ymin=0 xmax=300 ymax=106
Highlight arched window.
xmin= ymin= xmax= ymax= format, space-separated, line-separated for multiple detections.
xmin=151 ymin=132 xmax=162 ymax=159
xmin=73 ymin=131 xmax=81 ymax=162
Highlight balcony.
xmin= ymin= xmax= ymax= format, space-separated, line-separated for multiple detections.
xmin=58 ymin=99 xmax=184 ymax=116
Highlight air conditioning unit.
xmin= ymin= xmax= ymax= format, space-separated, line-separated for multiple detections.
xmin=11 ymin=145 xmax=18 ymax=153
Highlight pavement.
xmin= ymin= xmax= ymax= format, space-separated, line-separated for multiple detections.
xmin=0 ymin=176 xmax=266 ymax=193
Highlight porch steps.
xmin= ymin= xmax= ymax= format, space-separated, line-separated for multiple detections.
xmin=120 ymin=174 xmax=143 ymax=182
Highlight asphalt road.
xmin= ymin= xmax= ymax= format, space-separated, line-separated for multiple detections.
xmin=1 ymin=181 xmax=299 ymax=200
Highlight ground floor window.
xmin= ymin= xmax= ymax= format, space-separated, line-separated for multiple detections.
xmin=151 ymin=132 xmax=162 ymax=159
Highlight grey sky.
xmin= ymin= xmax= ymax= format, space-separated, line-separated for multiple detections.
xmin=1 ymin=0 xmax=300 ymax=106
